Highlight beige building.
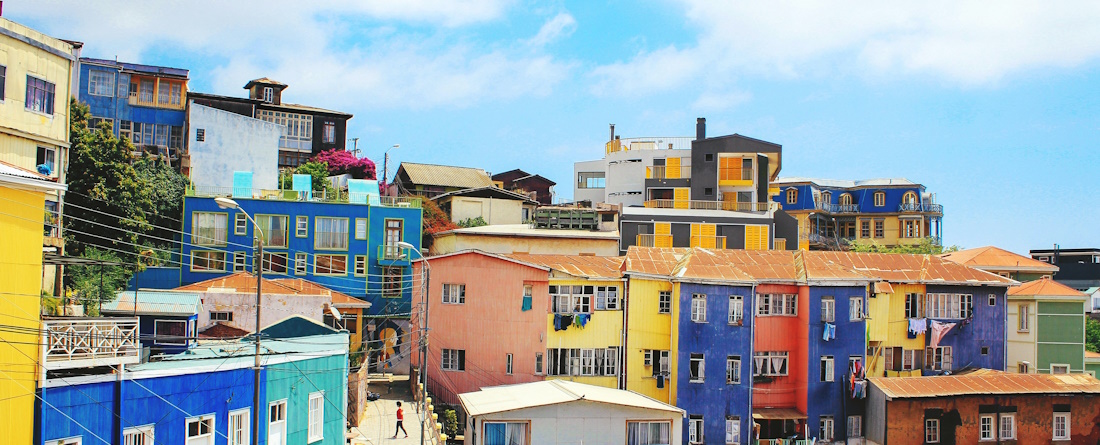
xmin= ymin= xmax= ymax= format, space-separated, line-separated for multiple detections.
xmin=432 ymin=185 xmax=538 ymax=225
xmin=431 ymin=224 xmax=620 ymax=256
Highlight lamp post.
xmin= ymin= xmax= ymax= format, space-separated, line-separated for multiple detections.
xmin=397 ymin=240 xmax=428 ymax=445
xmin=215 ymin=197 xmax=264 ymax=445
xmin=382 ymin=144 xmax=399 ymax=196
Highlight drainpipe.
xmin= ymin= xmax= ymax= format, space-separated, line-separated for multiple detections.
xmin=747 ymin=283 xmax=756 ymax=440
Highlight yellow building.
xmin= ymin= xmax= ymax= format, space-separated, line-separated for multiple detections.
xmin=0 ymin=17 xmax=75 ymax=444
xmin=622 ymin=247 xmax=689 ymax=404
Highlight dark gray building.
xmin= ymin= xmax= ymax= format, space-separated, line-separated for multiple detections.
xmin=1030 ymin=247 xmax=1100 ymax=290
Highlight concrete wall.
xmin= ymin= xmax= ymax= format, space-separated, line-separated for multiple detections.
xmin=432 ymin=233 xmax=619 ymax=256
xmin=466 ymin=399 xmax=683 ymax=445
xmin=187 ymin=102 xmax=282 ymax=190
xmin=199 ymin=291 xmax=327 ymax=332
xmin=450 ymin=196 xmax=524 ymax=225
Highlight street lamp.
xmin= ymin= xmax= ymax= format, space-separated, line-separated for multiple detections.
xmin=215 ymin=197 xmax=265 ymax=445
xmin=397 ymin=240 xmax=429 ymax=445
xmin=381 ymin=144 xmax=399 ymax=196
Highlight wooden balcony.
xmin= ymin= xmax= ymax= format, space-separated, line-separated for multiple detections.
xmin=41 ymin=317 xmax=141 ymax=371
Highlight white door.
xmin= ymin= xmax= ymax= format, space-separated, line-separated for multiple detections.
xmin=269 ymin=400 xmax=287 ymax=445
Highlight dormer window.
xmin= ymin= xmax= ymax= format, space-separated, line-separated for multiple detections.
xmin=821 ymin=191 xmax=831 ymax=204
xmin=839 ymin=193 xmax=853 ymax=206
xmin=874 ymin=191 xmax=886 ymax=207
xmin=786 ymin=188 xmax=798 ymax=205
xmin=263 ymin=87 xmax=274 ymax=103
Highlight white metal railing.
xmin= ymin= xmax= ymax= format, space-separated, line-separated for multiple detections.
xmin=42 ymin=317 xmax=141 ymax=370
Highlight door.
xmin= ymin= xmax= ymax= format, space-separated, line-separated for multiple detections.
xmin=385 ymin=219 xmax=403 ymax=258
xmin=269 ymin=400 xmax=287 ymax=445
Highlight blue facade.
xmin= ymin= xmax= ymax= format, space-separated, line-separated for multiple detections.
xmin=805 ymin=285 xmax=867 ymax=441
xmin=77 ymin=58 xmax=188 ymax=156
xmin=676 ymin=283 xmax=754 ymax=445
xmin=179 ymin=196 xmax=422 ymax=316
xmin=923 ymin=285 xmax=1007 ymax=374
xmin=126 ymin=266 xmax=183 ymax=291
xmin=774 ymin=183 xmax=926 ymax=214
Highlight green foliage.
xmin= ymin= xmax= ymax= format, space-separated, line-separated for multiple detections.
xmin=420 ymin=197 xmax=458 ymax=249
xmin=1087 ymin=318 xmax=1100 ymax=353
xmin=847 ymin=237 xmax=960 ymax=255
xmin=41 ymin=290 xmax=61 ymax=316
xmin=133 ymin=154 xmax=188 ymax=247
xmin=278 ymin=163 xmax=336 ymax=196
xmin=443 ymin=409 xmax=460 ymax=436
xmin=457 ymin=216 xmax=487 ymax=228
xmin=65 ymin=247 xmax=131 ymax=316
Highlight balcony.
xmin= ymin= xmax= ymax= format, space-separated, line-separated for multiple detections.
xmin=377 ymin=244 xmax=413 ymax=266
xmin=186 ymin=185 xmax=422 ymax=208
xmin=41 ymin=317 xmax=140 ymax=371
xmin=636 ymin=234 xmax=672 ymax=248
xmin=690 ymin=235 xmax=727 ymax=249
xmin=898 ymin=202 xmax=944 ymax=214
xmin=644 ymin=199 xmax=770 ymax=212
xmin=645 ymin=165 xmax=691 ymax=180
xmin=128 ymin=92 xmax=186 ymax=110
xmin=816 ymin=202 xmax=859 ymax=214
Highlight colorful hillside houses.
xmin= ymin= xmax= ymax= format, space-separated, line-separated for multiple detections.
xmin=1006 ymin=278 xmax=1090 ymax=374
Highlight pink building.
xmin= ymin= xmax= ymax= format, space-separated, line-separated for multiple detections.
xmin=413 ymin=250 xmax=551 ymax=404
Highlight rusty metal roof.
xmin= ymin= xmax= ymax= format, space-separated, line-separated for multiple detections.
xmin=941 ymin=246 xmax=1059 ymax=273
xmin=1007 ymin=277 xmax=1087 ymax=298
xmin=624 ymin=247 xmax=692 ymax=276
xmin=505 ymin=254 xmax=624 ymax=279
xmin=177 ymin=273 xmax=350 ymax=299
xmin=752 ymin=407 xmax=806 ymax=420
xmin=870 ymin=372 xmax=1100 ymax=399
xmin=807 ymin=251 xmax=1015 ymax=286
xmin=397 ymin=162 xmax=495 ymax=189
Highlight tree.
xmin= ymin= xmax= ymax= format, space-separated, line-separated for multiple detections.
xmin=311 ymin=149 xmax=376 ymax=179
xmin=847 ymin=237 xmax=960 ymax=255
xmin=1087 ymin=318 xmax=1100 ymax=353
xmin=420 ymin=197 xmax=458 ymax=249
xmin=65 ymin=247 xmax=131 ymax=316
xmin=279 ymin=162 xmax=336 ymax=196
xmin=133 ymin=154 xmax=188 ymax=248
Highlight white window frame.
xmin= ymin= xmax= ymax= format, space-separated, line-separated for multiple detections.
xmin=926 ymin=419 xmax=940 ymax=443
xmin=233 ymin=251 xmax=247 ymax=272
xmin=229 ymin=408 xmax=250 ymax=445
xmin=689 ymin=353 xmax=705 ymax=382
xmin=192 ymin=212 xmax=228 ymax=246
xmin=999 ymin=413 xmax=1016 ymax=440
xmin=847 ymin=415 xmax=862 ymax=438
xmin=821 ymin=355 xmax=834 ymax=382
xmin=727 ymin=355 xmax=741 ymax=384
xmin=753 ymin=351 xmax=789 ymax=377
xmin=155 ymin=319 xmax=188 ymax=346
xmin=295 ymin=215 xmax=308 ymax=238
xmin=979 ymin=414 xmax=994 ymax=441
xmin=1053 ymin=412 xmax=1070 ymax=440
xmin=263 ymin=87 xmax=274 ymax=103
xmin=354 ymin=255 xmax=368 ymax=277
xmin=268 ymin=399 xmax=287 ymax=445
xmin=819 ymin=416 xmax=834 ymax=441
xmin=726 ymin=416 xmax=740 ymax=445
xmin=850 ymin=296 xmax=863 ymax=321
xmin=902 ymin=349 xmax=916 ymax=371
xmin=442 ymin=283 xmax=466 ymax=304
xmin=294 ymin=252 xmax=308 ymax=276
xmin=822 ymin=296 xmax=835 ymax=323
xmin=535 ymin=352 xmax=543 ymax=375
xmin=1018 ymin=304 xmax=1030 ymax=332
xmin=689 ymin=416 xmax=704 ymax=444
xmin=658 ymin=291 xmax=671 ymax=314
xmin=123 ymin=425 xmax=154 ymax=445
xmin=628 ymin=421 xmax=671 ymax=445
xmin=308 ymin=391 xmax=324 ymax=443
xmin=210 ymin=311 xmax=233 ymax=322
xmin=235 ymin=212 xmax=248 ymax=236
xmin=186 ymin=414 xmax=216 ymax=445
xmin=728 ymin=295 xmax=743 ymax=325
xmin=1051 ymin=364 xmax=1070 ymax=374
xmin=691 ymin=294 xmax=707 ymax=323
xmin=88 ymin=69 xmax=115 ymax=96
xmin=442 ymin=348 xmax=464 ymax=371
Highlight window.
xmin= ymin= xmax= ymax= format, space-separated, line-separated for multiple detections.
xmin=903 ymin=349 xmax=916 ymax=370
xmin=233 ymin=251 xmax=247 ymax=272
xmin=123 ymin=425 xmax=153 ymax=445
xmin=157 ymin=81 xmax=182 ymax=106
xmin=725 ymin=355 xmax=741 ymax=384
xmin=925 ymin=346 xmax=953 ymax=371
xmin=821 ymin=356 xmax=834 ymax=382
xmin=192 ymin=251 xmax=227 ymax=271
xmin=1054 ymin=412 xmax=1070 ymax=440
xmin=535 ymin=352 xmax=543 ymax=375
xmin=980 ymin=414 xmax=994 ymax=441
xmin=193 ymin=212 xmax=228 ymax=246
xmin=874 ymin=219 xmax=884 ymax=238
xmin=355 ymin=218 xmax=367 ymax=240
xmin=860 ymin=220 xmax=870 ymax=238
xmin=848 ymin=415 xmax=862 ymax=438
xmin=704 ymin=187 xmax=713 ymax=196
xmin=689 ymin=353 xmax=705 ymax=382
xmin=658 ymin=291 xmax=671 ymax=314
xmin=170 ymin=125 xmax=184 ymax=149
xmin=0 ymin=65 xmax=5 ymax=100
xmin=691 ymin=294 xmax=707 ymax=323
xmin=523 ymin=284 xmax=534 ymax=311
xmin=323 ymin=122 xmax=335 ymax=143
xmin=551 ymin=285 xmax=592 ymax=314
xmin=819 ymin=416 xmax=834 ymax=441
xmin=295 ymin=216 xmax=308 ymax=238
xmin=484 ymin=422 xmax=528 ymax=445
xmin=688 ymin=416 xmax=704 ymax=444
xmin=155 ymin=320 xmax=189 ymax=345
xmin=314 ymin=254 xmax=347 ymax=275
xmin=874 ymin=191 xmax=885 ymax=207
xmin=257 ymin=110 xmax=313 ymax=151
xmin=211 ymin=311 xmax=233 ymax=322
xmin=383 ymin=219 xmax=404 ymax=258
xmin=725 ymin=416 xmax=741 ymax=445
xmin=753 ymin=351 xmax=789 ymax=376
xmin=756 ymin=294 xmax=797 ymax=316
xmin=580 ymin=349 xmax=596 ymax=375
xmin=235 ymin=213 xmax=248 ymax=235
xmin=577 ymin=172 xmax=606 ymax=189
xmin=229 ymin=409 xmax=250 ymax=445
xmin=786 ymin=188 xmax=798 ymax=205
xmin=35 ymin=146 xmax=57 ymax=175
xmin=294 ymin=252 xmax=308 ymax=275
xmin=314 ymin=217 xmax=349 ymax=250
xmin=196 ymin=128 xmax=205 ymax=142
xmin=728 ymin=296 xmax=743 ymax=325
xmin=442 ymin=349 xmax=465 ymax=371
xmin=999 ymin=414 xmax=1016 ymax=440
xmin=595 ymin=286 xmax=619 ymax=310
xmin=262 ymin=252 xmax=289 ymax=273
xmin=905 ymin=293 xmax=922 ymax=318
xmin=821 ymin=191 xmax=832 ymax=205
xmin=1052 ymin=364 xmax=1070 ymax=374
xmin=924 ymin=294 xmax=974 ymax=319
xmin=155 ymin=124 xmax=169 ymax=147
xmin=1018 ymin=304 xmax=1030 ymax=331
xmin=383 ymin=267 xmax=403 ymax=297
xmin=443 ymin=283 xmax=465 ymax=304
xmin=268 ymin=400 xmax=287 ymax=445
xmin=187 ymin=415 xmax=215 ymax=445
xmin=256 ymin=214 xmax=288 ymax=248
xmin=903 ymin=219 xmax=920 ymax=238
xmin=981 ymin=346 xmax=989 ymax=355
xmin=506 ymin=353 xmax=513 ymax=374
xmin=137 ymin=78 xmax=154 ymax=102
xmin=1018 ymin=362 xmax=1030 ymax=373
xmin=353 ymin=255 xmax=367 ymax=276
xmin=263 ymin=87 xmax=273 ymax=103
xmin=642 ymin=349 xmax=670 ymax=377
xmin=850 ymin=296 xmax=863 ymax=321
xmin=308 ymin=392 xmax=324 ymax=442
xmin=821 ymin=296 xmax=835 ymax=323
xmin=925 ymin=419 xmax=940 ymax=443
xmin=25 ymin=75 xmax=56 ymax=115
xmin=546 ymin=348 xmax=618 ymax=377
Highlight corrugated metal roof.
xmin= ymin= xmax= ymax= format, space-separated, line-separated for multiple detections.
xmin=1007 ymin=277 xmax=1087 ymax=298
xmin=459 ymin=380 xmax=684 ymax=417
xmin=806 ymin=251 xmax=1016 ymax=286
xmin=752 ymin=407 xmax=806 ymax=420
xmin=870 ymin=372 xmax=1100 ymax=399
xmin=80 ymin=57 xmax=190 ymax=78
xmin=398 ymin=162 xmax=495 ymax=189
xmin=505 ymin=254 xmax=624 ymax=279
xmin=103 ymin=291 xmax=202 ymax=316
xmin=624 ymin=247 xmax=692 ymax=276
xmin=177 ymin=273 xmax=347 ymax=297
xmin=940 ymin=246 xmax=1058 ymax=273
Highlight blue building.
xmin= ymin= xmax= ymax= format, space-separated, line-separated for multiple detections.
xmin=38 ymin=316 xmax=349 ymax=445
xmin=101 ymin=290 xmax=202 ymax=355
xmin=77 ymin=58 xmax=189 ymax=163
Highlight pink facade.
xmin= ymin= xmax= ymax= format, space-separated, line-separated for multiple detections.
xmin=413 ymin=251 xmax=550 ymax=404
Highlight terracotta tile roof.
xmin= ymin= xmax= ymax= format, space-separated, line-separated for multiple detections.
xmin=176 ymin=272 xmax=345 ymax=297
xmin=624 ymin=247 xmax=692 ymax=276
xmin=504 ymin=254 xmax=624 ymax=279
xmin=1007 ymin=277 xmax=1087 ymax=298
xmin=940 ymin=246 xmax=1058 ymax=273
xmin=870 ymin=372 xmax=1100 ymax=399
xmin=807 ymin=251 xmax=1015 ymax=286
xmin=198 ymin=322 xmax=250 ymax=338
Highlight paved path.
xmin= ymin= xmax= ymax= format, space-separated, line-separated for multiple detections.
xmin=349 ymin=376 xmax=429 ymax=445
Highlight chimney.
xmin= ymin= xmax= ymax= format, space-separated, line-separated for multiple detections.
xmin=696 ymin=118 xmax=706 ymax=141
xmin=609 ymin=124 xmax=616 ymax=142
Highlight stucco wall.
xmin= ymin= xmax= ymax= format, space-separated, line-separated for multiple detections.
xmin=199 ymin=291 xmax=327 ymax=332
xmin=433 ymin=233 xmax=619 ymax=256
xmin=450 ymin=196 xmax=524 ymax=225
xmin=188 ymin=102 xmax=282 ymax=190
xmin=467 ymin=399 xmax=683 ymax=445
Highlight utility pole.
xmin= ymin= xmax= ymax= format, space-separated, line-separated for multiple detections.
xmin=382 ymin=144 xmax=399 ymax=196
xmin=349 ymin=137 xmax=360 ymax=156
xmin=253 ymin=235 xmax=263 ymax=445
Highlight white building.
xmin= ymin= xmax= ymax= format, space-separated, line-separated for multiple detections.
xmin=459 ymin=380 xmax=684 ymax=445
xmin=187 ymin=102 xmax=282 ymax=191
xmin=574 ymin=135 xmax=694 ymax=207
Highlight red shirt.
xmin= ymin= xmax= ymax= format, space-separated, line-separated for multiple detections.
xmin=397 ymin=407 xmax=404 ymax=420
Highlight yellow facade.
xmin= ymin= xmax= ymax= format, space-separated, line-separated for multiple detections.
xmin=0 ymin=186 xmax=50 ymax=444
xmin=790 ymin=211 xmax=926 ymax=250
xmin=544 ymin=277 xmax=624 ymax=389
xmin=624 ymin=276 xmax=677 ymax=404
xmin=865 ymin=283 xmax=927 ymax=377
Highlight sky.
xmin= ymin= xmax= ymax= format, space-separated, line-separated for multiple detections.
xmin=11 ymin=1 xmax=1100 ymax=255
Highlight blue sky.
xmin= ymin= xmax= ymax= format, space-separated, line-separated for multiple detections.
xmin=12 ymin=1 xmax=1100 ymax=254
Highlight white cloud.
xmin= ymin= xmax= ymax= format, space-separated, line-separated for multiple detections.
xmin=526 ymin=13 xmax=578 ymax=47
xmin=692 ymin=90 xmax=752 ymax=112
xmin=591 ymin=1 xmax=1100 ymax=94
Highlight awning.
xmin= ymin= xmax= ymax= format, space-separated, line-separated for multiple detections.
xmin=873 ymin=281 xmax=895 ymax=294
xmin=752 ymin=407 xmax=806 ymax=420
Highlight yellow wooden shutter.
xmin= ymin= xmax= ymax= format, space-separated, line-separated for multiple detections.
xmin=745 ymin=225 xmax=770 ymax=250
xmin=674 ymin=188 xmax=690 ymax=209
xmin=655 ymin=223 xmax=671 ymax=235
xmin=666 ymin=157 xmax=681 ymax=179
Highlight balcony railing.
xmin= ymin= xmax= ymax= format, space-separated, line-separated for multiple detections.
xmin=42 ymin=317 xmax=140 ymax=370
xmin=128 ymin=92 xmax=185 ymax=110
xmin=645 ymin=165 xmax=691 ymax=179
xmin=644 ymin=199 xmax=770 ymax=212
xmin=898 ymin=202 xmax=944 ymax=214
xmin=817 ymin=202 xmax=859 ymax=213
xmin=378 ymin=244 xmax=413 ymax=265
xmin=186 ymin=185 xmax=421 ymax=208
xmin=636 ymin=234 xmax=672 ymax=247
xmin=690 ymin=235 xmax=727 ymax=249
xmin=774 ymin=238 xmax=786 ymax=250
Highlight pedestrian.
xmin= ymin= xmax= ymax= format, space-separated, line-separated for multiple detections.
xmin=392 ymin=401 xmax=408 ymax=439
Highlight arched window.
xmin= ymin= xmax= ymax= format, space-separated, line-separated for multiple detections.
xmin=786 ymin=188 xmax=798 ymax=205
xmin=821 ymin=191 xmax=832 ymax=204
xmin=874 ymin=191 xmax=886 ymax=207
xmin=839 ymin=193 xmax=853 ymax=206
xmin=903 ymin=191 xmax=918 ymax=205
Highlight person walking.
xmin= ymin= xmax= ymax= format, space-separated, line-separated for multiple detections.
xmin=392 ymin=401 xmax=409 ymax=439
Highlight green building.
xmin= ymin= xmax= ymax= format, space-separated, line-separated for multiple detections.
xmin=1006 ymin=278 xmax=1089 ymax=374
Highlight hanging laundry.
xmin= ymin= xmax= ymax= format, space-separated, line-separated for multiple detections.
xmin=929 ymin=320 xmax=957 ymax=348
xmin=656 ymin=374 xmax=665 ymax=388
xmin=576 ymin=313 xmax=590 ymax=328
xmin=822 ymin=323 xmax=836 ymax=341
xmin=828 ymin=323 xmax=836 ymax=340
xmin=554 ymin=314 xmax=563 ymax=331
xmin=562 ymin=314 xmax=574 ymax=331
